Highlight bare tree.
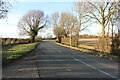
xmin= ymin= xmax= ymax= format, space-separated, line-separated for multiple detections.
xmin=52 ymin=11 xmax=86 ymax=46
xmin=59 ymin=12 xmax=71 ymax=37
xmin=0 ymin=0 xmax=11 ymax=19
xmin=59 ymin=12 xmax=78 ymax=45
xmin=66 ymin=13 xmax=77 ymax=46
xmin=109 ymin=3 xmax=119 ymax=38
xmin=74 ymin=2 xmax=90 ymax=33
xmin=52 ymin=12 xmax=66 ymax=43
xmin=52 ymin=12 xmax=61 ymax=42
xmin=81 ymin=1 xmax=119 ymax=37
xmin=18 ymin=10 xmax=47 ymax=42
xmin=73 ymin=2 xmax=91 ymax=46
xmin=108 ymin=2 xmax=120 ymax=53
xmin=82 ymin=1 xmax=120 ymax=53
xmin=52 ymin=12 xmax=59 ymax=28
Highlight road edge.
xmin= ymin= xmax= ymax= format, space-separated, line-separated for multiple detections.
xmin=53 ymin=41 xmax=119 ymax=63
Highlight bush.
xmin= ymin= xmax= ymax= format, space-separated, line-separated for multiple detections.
xmin=111 ymin=34 xmax=120 ymax=56
xmin=95 ymin=34 xmax=120 ymax=55
xmin=5 ymin=38 xmax=12 ymax=45
xmin=1 ymin=37 xmax=41 ymax=45
xmin=95 ymin=37 xmax=111 ymax=53
xmin=61 ymin=36 xmax=79 ymax=47
xmin=11 ymin=38 xmax=18 ymax=44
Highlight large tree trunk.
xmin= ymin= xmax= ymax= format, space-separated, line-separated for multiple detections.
xmin=57 ymin=36 xmax=61 ymax=43
xmin=75 ymin=34 xmax=79 ymax=47
xmin=70 ymin=28 xmax=72 ymax=46
xmin=30 ymin=36 xmax=35 ymax=42
xmin=70 ymin=35 xmax=72 ymax=46
xmin=101 ymin=24 xmax=105 ymax=37
xmin=30 ymin=30 xmax=38 ymax=42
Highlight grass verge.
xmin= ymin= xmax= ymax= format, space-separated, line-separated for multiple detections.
xmin=54 ymin=42 xmax=119 ymax=63
xmin=2 ymin=42 xmax=40 ymax=64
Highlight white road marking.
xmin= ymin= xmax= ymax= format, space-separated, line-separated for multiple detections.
xmin=73 ymin=53 xmax=118 ymax=69
xmin=66 ymin=69 xmax=71 ymax=72
xmin=53 ymin=47 xmax=62 ymax=52
xmin=72 ymin=57 xmax=116 ymax=79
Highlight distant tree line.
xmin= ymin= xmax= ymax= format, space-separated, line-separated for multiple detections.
xmin=79 ymin=35 xmax=98 ymax=38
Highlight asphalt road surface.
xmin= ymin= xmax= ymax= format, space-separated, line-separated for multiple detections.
xmin=2 ymin=41 xmax=119 ymax=79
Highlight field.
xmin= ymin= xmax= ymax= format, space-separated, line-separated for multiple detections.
xmin=78 ymin=38 xmax=98 ymax=50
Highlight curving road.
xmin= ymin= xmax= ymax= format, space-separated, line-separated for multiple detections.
xmin=2 ymin=41 xmax=119 ymax=79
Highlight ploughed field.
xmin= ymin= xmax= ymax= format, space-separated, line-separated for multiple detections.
xmin=78 ymin=38 xmax=98 ymax=49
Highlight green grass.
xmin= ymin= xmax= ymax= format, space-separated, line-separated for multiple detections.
xmin=2 ymin=42 xmax=40 ymax=64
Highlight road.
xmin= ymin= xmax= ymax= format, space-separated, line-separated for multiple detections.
xmin=2 ymin=41 xmax=119 ymax=79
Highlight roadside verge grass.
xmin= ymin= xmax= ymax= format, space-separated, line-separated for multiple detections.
xmin=54 ymin=42 xmax=119 ymax=63
xmin=2 ymin=42 xmax=40 ymax=64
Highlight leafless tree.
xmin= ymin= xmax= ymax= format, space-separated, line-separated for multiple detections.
xmin=0 ymin=0 xmax=11 ymax=19
xmin=52 ymin=12 xmax=59 ymax=28
xmin=18 ymin=10 xmax=47 ymax=42
xmin=74 ymin=2 xmax=90 ymax=33
xmin=52 ymin=11 xmax=80 ymax=45
xmin=52 ymin=12 xmax=66 ymax=43
xmin=109 ymin=2 xmax=119 ymax=38
xmin=52 ymin=12 xmax=61 ymax=42
xmin=81 ymin=1 xmax=119 ymax=37
xmin=59 ymin=12 xmax=78 ymax=45
xmin=108 ymin=2 xmax=120 ymax=53
xmin=73 ymin=2 xmax=92 ymax=46
xmin=82 ymin=1 xmax=120 ymax=53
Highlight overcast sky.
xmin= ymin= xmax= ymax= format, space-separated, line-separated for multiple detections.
xmin=0 ymin=1 xmax=101 ymax=38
